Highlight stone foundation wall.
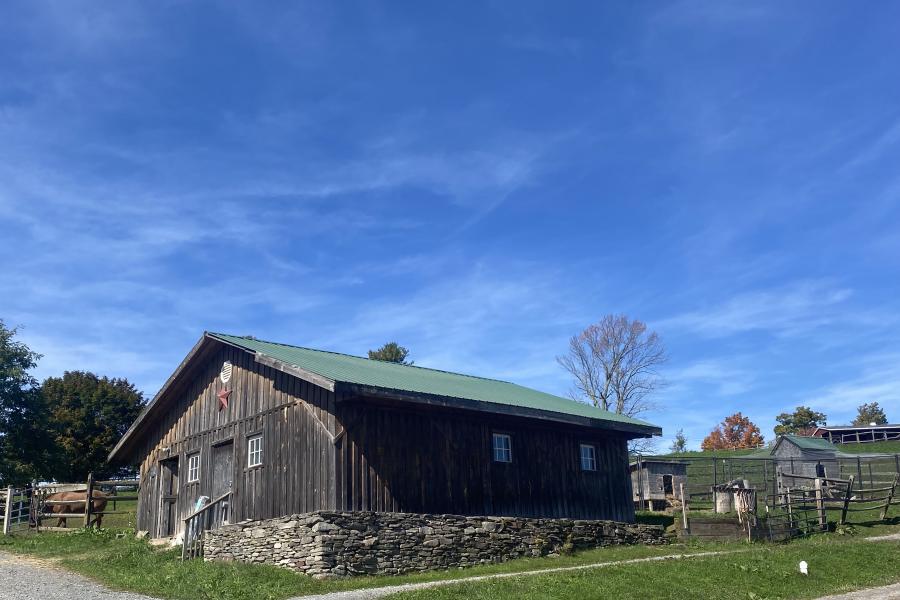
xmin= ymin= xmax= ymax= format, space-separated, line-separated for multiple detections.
xmin=204 ymin=511 xmax=666 ymax=578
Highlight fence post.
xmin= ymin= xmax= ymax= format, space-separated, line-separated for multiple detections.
xmin=880 ymin=474 xmax=898 ymax=522
xmin=856 ymin=457 xmax=864 ymax=500
xmin=3 ymin=486 xmax=12 ymax=535
xmin=786 ymin=487 xmax=794 ymax=533
xmin=680 ymin=482 xmax=689 ymax=533
xmin=814 ymin=478 xmax=826 ymax=530
xmin=840 ymin=475 xmax=855 ymax=525
xmin=83 ymin=473 xmax=94 ymax=529
xmin=712 ymin=457 xmax=718 ymax=513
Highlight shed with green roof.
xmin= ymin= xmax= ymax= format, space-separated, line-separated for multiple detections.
xmin=111 ymin=332 xmax=661 ymax=538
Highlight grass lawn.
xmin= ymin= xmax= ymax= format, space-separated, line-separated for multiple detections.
xmin=836 ymin=440 xmax=900 ymax=455
xmin=392 ymin=534 xmax=900 ymax=600
xmin=0 ymin=529 xmax=708 ymax=600
xmin=0 ymin=506 xmax=896 ymax=600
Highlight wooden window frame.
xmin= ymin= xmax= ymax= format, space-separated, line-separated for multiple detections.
xmin=579 ymin=443 xmax=597 ymax=471
xmin=187 ymin=452 xmax=201 ymax=482
xmin=247 ymin=434 xmax=263 ymax=468
xmin=492 ymin=432 xmax=513 ymax=463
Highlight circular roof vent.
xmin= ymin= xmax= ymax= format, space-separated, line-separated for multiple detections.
xmin=220 ymin=361 xmax=233 ymax=384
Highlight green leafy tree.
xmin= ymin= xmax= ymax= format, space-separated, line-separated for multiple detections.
xmin=0 ymin=320 xmax=54 ymax=486
xmin=367 ymin=342 xmax=413 ymax=365
xmin=669 ymin=429 xmax=688 ymax=454
xmin=774 ymin=406 xmax=827 ymax=436
xmin=43 ymin=371 xmax=145 ymax=481
xmin=853 ymin=402 xmax=888 ymax=426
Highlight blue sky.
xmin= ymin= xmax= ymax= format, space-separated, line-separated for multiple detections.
xmin=2 ymin=1 xmax=899 ymax=451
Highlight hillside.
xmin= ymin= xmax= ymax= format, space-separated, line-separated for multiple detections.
xmin=639 ymin=439 xmax=900 ymax=460
xmin=836 ymin=440 xmax=900 ymax=454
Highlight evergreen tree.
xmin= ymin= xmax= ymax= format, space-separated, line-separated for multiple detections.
xmin=367 ymin=342 xmax=413 ymax=365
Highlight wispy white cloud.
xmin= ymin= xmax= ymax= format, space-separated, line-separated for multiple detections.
xmin=803 ymin=352 xmax=900 ymax=423
xmin=665 ymin=359 xmax=757 ymax=397
xmin=658 ymin=281 xmax=854 ymax=338
xmin=839 ymin=117 xmax=900 ymax=173
xmin=298 ymin=260 xmax=583 ymax=390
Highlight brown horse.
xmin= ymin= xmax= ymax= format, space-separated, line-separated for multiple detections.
xmin=42 ymin=490 xmax=109 ymax=528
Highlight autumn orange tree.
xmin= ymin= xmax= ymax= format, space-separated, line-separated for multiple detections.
xmin=701 ymin=412 xmax=765 ymax=450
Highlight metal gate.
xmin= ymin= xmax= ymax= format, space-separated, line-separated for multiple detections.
xmin=1 ymin=486 xmax=33 ymax=534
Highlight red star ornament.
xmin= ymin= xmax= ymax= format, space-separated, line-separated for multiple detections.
xmin=217 ymin=387 xmax=232 ymax=411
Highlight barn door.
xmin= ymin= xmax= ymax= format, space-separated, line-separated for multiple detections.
xmin=211 ymin=441 xmax=234 ymax=523
xmin=158 ymin=457 xmax=179 ymax=538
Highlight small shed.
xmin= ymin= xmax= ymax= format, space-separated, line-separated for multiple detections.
xmin=771 ymin=435 xmax=839 ymax=483
xmin=630 ymin=459 xmax=688 ymax=511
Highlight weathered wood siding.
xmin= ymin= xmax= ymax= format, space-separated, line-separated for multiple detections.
xmin=133 ymin=340 xmax=338 ymax=536
xmin=772 ymin=442 xmax=839 ymax=482
xmin=130 ymin=339 xmax=641 ymax=536
xmin=631 ymin=462 xmax=688 ymax=502
xmin=334 ymin=399 xmax=635 ymax=522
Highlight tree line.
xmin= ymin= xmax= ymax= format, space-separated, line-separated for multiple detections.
xmin=693 ymin=402 xmax=890 ymax=452
xmin=0 ymin=320 xmax=144 ymax=486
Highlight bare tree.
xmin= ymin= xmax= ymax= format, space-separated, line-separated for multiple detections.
xmin=558 ymin=315 xmax=667 ymax=452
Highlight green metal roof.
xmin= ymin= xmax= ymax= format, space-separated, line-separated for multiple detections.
xmin=209 ymin=332 xmax=660 ymax=433
xmin=780 ymin=434 xmax=838 ymax=451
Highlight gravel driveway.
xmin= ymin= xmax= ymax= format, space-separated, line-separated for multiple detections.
xmin=0 ymin=551 xmax=156 ymax=600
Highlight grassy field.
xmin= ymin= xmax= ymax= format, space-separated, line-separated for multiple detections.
xmin=1 ymin=507 xmax=896 ymax=600
xmin=393 ymin=534 xmax=900 ymax=600
xmin=651 ymin=440 xmax=900 ymax=458
xmin=836 ymin=440 xmax=900 ymax=455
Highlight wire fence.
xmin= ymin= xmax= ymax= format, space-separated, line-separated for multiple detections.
xmin=637 ymin=452 xmax=899 ymax=543
xmin=636 ymin=453 xmax=900 ymax=511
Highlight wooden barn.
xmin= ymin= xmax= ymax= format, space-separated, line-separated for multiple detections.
xmin=629 ymin=459 xmax=688 ymax=511
xmin=109 ymin=332 xmax=661 ymax=539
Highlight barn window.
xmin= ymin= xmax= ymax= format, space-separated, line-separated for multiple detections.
xmin=187 ymin=453 xmax=201 ymax=482
xmin=580 ymin=444 xmax=597 ymax=471
xmin=248 ymin=435 xmax=263 ymax=467
xmin=492 ymin=433 xmax=512 ymax=463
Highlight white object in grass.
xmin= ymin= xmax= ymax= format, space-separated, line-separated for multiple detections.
xmin=799 ymin=561 xmax=809 ymax=575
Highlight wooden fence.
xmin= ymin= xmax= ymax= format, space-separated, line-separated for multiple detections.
xmin=676 ymin=468 xmax=897 ymax=543
xmin=9 ymin=474 xmax=141 ymax=532
xmin=761 ymin=472 xmax=898 ymax=541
